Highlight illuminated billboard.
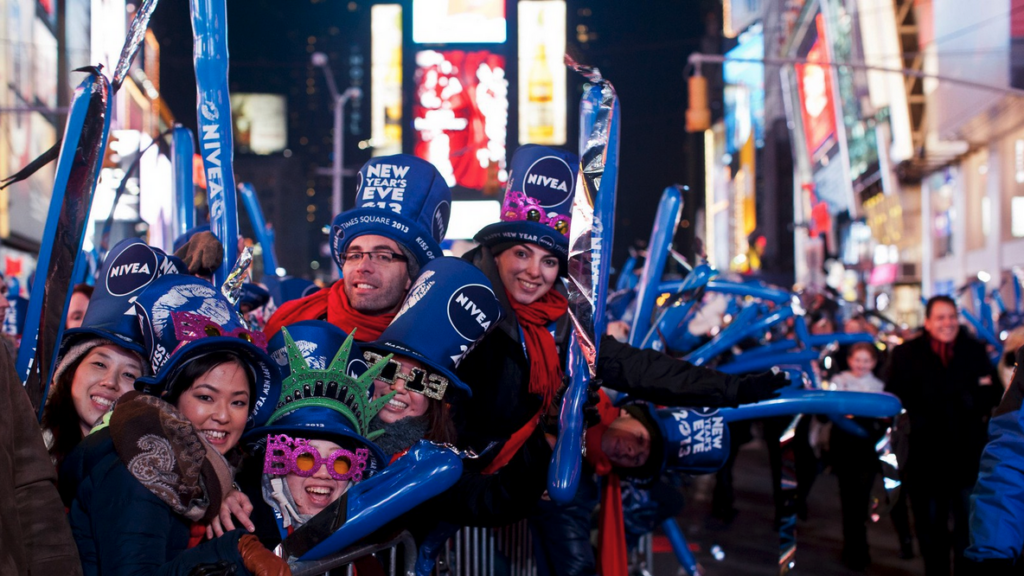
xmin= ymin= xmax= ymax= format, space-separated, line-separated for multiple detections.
xmin=371 ymin=4 xmax=403 ymax=157
xmin=230 ymin=94 xmax=287 ymax=155
xmin=723 ymin=23 xmax=763 ymax=152
xmin=518 ymin=0 xmax=566 ymax=146
xmin=413 ymin=49 xmax=508 ymax=191
xmin=412 ymin=0 xmax=506 ymax=44
xmin=795 ymin=17 xmax=836 ymax=163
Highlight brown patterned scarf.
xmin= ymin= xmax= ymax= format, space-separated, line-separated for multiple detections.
xmin=109 ymin=391 xmax=233 ymax=523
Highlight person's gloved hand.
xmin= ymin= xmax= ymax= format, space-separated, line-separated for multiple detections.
xmin=583 ymin=381 xmax=603 ymax=429
xmin=237 ymin=534 xmax=292 ymax=576
xmin=545 ymin=379 xmax=603 ymax=430
xmin=735 ymin=367 xmax=790 ymax=405
xmin=174 ymin=230 xmax=224 ymax=278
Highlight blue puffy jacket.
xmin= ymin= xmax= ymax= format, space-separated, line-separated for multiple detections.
xmin=967 ymin=345 xmax=1024 ymax=567
xmin=62 ymin=428 xmax=250 ymax=576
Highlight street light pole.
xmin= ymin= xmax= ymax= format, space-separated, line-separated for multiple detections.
xmin=312 ymin=52 xmax=361 ymax=218
xmin=330 ymin=88 xmax=361 ymax=216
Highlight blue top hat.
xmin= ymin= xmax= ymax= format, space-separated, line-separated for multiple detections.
xmin=331 ymin=155 xmax=451 ymax=271
xmin=243 ymin=320 xmax=390 ymax=476
xmin=620 ymin=403 xmax=731 ymax=482
xmin=362 ymin=257 xmax=503 ymax=399
xmin=263 ymin=276 xmax=319 ymax=307
xmin=474 ymin=145 xmax=579 ymax=267
xmin=3 ymin=295 xmax=28 ymax=337
xmin=240 ymin=282 xmax=270 ymax=311
xmin=61 ymin=238 xmax=187 ymax=357
xmin=132 ymin=274 xmax=280 ymax=430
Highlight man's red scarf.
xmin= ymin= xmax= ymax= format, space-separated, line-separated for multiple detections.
xmin=264 ymin=281 xmax=395 ymax=341
xmin=929 ymin=335 xmax=955 ymax=367
xmin=584 ymin=391 xmax=629 ymax=576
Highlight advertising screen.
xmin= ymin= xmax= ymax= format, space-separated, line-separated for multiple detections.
xmin=518 ymin=0 xmax=566 ymax=145
xmin=412 ymin=49 xmax=508 ymax=191
xmin=412 ymin=0 xmax=506 ymax=44
xmin=795 ymin=18 xmax=837 ymax=163
xmin=723 ymin=23 xmax=764 ymax=152
xmin=230 ymin=94 xmax=287 ymax=155
xmin=371 ymin=4 xmax=403 ymax=157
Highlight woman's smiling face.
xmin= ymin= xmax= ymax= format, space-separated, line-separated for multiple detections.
xmin=372 ymin=354 xmax=430 ymax=424
xmin=494 ymin=244 xmax=559 ymax=305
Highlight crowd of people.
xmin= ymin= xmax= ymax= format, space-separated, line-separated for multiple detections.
xmin=6 ymin=143 xmax=1024 ymax=576
xmin=2 ymin=145 xmax=792 ymax=576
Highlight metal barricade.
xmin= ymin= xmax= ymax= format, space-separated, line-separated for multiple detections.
xmin=628 ymin=533 xmax=655 ymax=576
xmin=290 ymin=530 xmax=417 ymax=576
xmin=434 ymin=521 xmax=537 ymax=576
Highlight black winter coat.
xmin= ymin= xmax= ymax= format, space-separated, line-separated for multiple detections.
xmin=61 ymin=429 xmax=249 ymax=576
xmin=456 ymin=245 xmax=752 ymax=455
xmin=885 ymin=330 xmax=1002 ymax=489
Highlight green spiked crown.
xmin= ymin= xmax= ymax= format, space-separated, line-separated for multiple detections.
xmin=268 ymin=327 xmax=396 ymax=441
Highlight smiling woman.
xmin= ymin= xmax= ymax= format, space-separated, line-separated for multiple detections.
xmin=164 ymin=352 xmax=255 ymax=455
xmin=58 ymin=275 xmax=290 ymax=576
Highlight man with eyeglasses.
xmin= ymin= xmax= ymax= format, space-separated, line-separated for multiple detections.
xmin=265 ymin=155 xmax=452 ymax=342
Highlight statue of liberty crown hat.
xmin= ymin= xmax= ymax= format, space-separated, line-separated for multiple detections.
xmin=52 ymin=238 xmax=187 ymax=389
xmin=331 ymin=154 xmax=451 ymax=272
xmin=474 ymin=145 xmax=579 ymax=273
xmin=242 ymin=321 xmax=391 ymax=476
xmin=615 ymin=402 xmax=731 ymax=485
xmin=131 ymin=274 xmax=280 ymax=431
xmin=361 ymin=257 xmax=503 ymax=400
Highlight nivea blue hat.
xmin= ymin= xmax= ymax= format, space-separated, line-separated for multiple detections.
xmin=132 ymin=274 xmax=279 ymax=430
xmin=243 ymin=320 xmax=389 ymax=476
xmin=619 ymin=403 xmax=731 ymax=482
xmin=3 ymin=296 xmax=28 ymax=337
xmin=61 ymin=238 xmax=187 ymax=357
xmin=265 ymin=320 xmax=366 ymax=379
xmin=474 ymin=145 xmax=579 ymax=267
xmin=362 ymin=257 xmax=503 ymax=399
xmin=331 ymin=155 xmax=451 ymax=271
xmin=240 ymin=283 xmax=270 ymax=311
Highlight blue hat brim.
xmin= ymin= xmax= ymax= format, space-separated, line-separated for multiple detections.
xmin=332 ymin=208 xmax=444 ymax=270
xmin=60 ymin=326 xmax=146 ymax=358
xmin=474 ymin=221 xmax=569 ymax=264
xmin=361 ymin=340 xmax=472 ymax=399
xmin=134 ymin=336 xmax=280 ymax=430
xmin=241 ymin=407 xmax=388 ymax=477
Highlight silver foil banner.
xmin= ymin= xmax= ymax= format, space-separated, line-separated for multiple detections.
xmin=221 ymin=246 xmax=253 ymax=307
xmin=564 ymin=55 xmax=618 ymax=375
xmin=111 ymin=0 xmax=161 ymax=92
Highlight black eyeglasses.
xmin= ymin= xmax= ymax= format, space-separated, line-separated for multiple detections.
xmin=342 ymin=251 xmax=408 ymax=265
xmin=363 ymin=351 xmax=448 ymax=400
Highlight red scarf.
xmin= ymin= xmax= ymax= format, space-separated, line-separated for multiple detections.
xmin=264 ymin=281 xmax=395 ymax=341
xmin=506 ymin=289 xmax=568 ymax=411
xmin=929 ymin=335 xmax=955 ymax=367
xmin=585 ymin=391 xmax=628 ymax=576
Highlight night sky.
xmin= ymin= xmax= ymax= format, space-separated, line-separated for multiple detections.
xmin=149 ymin=0 xmax=719 ymax=275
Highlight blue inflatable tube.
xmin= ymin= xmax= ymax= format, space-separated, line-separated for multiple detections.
xmin=191 ymin=0 xmax=239 ymax=287
xmin=718 ymin=388 xmax=902 ymax=423
xmin=629 ymin=187 xmax=682 ymax=348
xmin=172 ymin=125 xmax=195 ymax=237
xmin=299 ymin=441 xmax=463 ymax=561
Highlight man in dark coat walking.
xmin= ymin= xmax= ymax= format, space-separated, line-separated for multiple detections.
xmin=886 ymin=295 xmax=1002 ymax=576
